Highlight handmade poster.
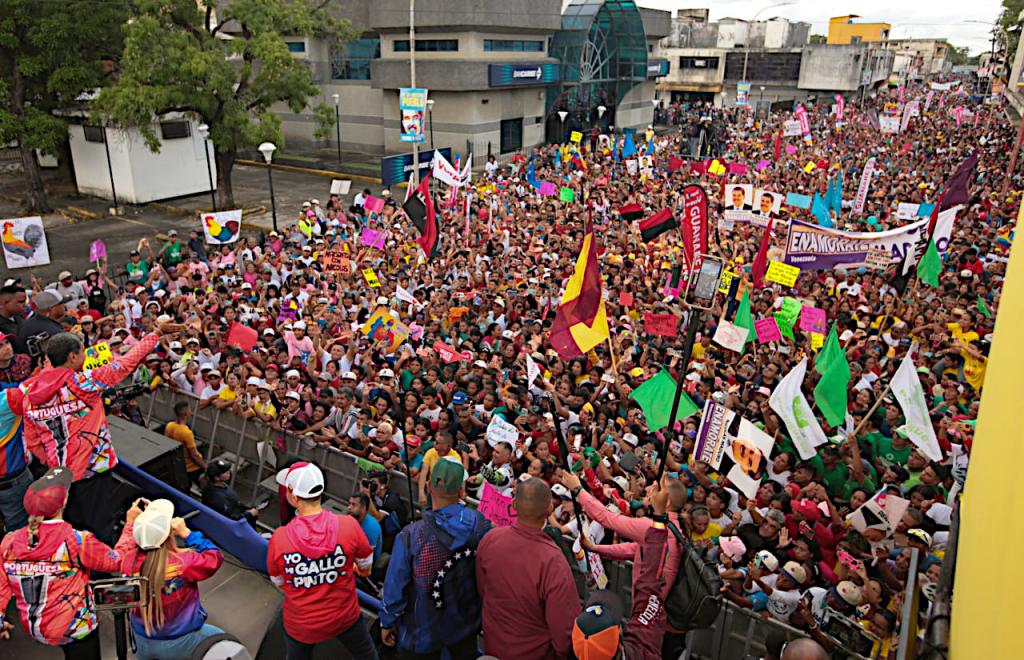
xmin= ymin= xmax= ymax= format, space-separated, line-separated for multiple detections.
xmin=83 ymin=342 xmax=112 ymax=371
xmin=865 ymin=246 xmax=890 ymax=269
xmin=725 ymin=419 xmax=776 ymax=499
xmin=618 ymin=291 xmax=634 ymax=307
xmin=330 ymin=179 xmax=352 ymax=195
xmin=539 ymin=181 xmax=556 ymax=196
xmin=399 ymin=87 xmax=428 ymax=143
xmin=775 ymin=314 xmax=795 ymax=340
xmin=360 ymin=227 xmax=387 ymax=249
xmin=363 ymin=195 xmax=385 ymax=214
xmin=1 ymin=216 xmax=50 ymax=268
xmin=810 ymin=332 xmax=824 ymax=351
xmin=723 ymin=184 xmax=754 ymax=223
xmin=783 ymin=119 xmax=803 ymax=136
xmin=570 ymin=130 xmax=583 ymax=143
xmin=713 ymin=320 xmax=749 ymax=353
xmin=777 ymin=298 xmax=802 ymax=327
xmin=89 ymin=240 xmax=107 ymax=263
xmin=560 ymin=187 xmax=575 ymax=203
xmin=799 ymin=306 xmax=826 ymax=334
xmin=694 ymin=400 xmax=735 ymax=469
xmin=362 ymin=268 xmax=381 ymax=287
xmin=322 ymin=250 xmax=351 ymax=275
xmin=896 ymin=202 xmax=920 ymax=220
xmin=879 ymin=116 xmax=900 ymax=133
xmin=751 ymin=189 xmax=782 ymax=227
xmin=754 ymin=318 xmax=782 ymax=343
xmin=718 ymin=270 xmax=737 ymax=294
xmin=486 ymin=415 xmax=519 ymax=448
xmin=765 ymin=260 xmax=800 ymax=287
xmin=478 ymin=481 xmax=517 ymax=527
xmin=201 ymin=209 xmax=242 ymax=245
xmin=643 ymin=312 xmax=678 ymax=337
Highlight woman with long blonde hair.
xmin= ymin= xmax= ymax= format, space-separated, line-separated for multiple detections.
xmin=120 ymin=499 xmax=224 ymax=660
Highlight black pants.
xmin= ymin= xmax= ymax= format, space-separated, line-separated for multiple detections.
xmin=64 ymin=472 xmax=115 ymax=545
xmin=62 ymin=629 xmax=101 ymax=660
xmin=662 ymin=630 xmax=687 ymax=660
xmin=397 ymin=633 xmax=478 ymax=660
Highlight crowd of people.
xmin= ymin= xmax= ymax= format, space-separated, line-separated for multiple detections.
xmin=0 ymin=75 xmax=1007 ymax=659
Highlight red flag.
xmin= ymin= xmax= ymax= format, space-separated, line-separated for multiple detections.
xmin=403 ymin=174 xmax=439 ymax=259
xmin=773 ymin=133 xmax=782 ymax=161
xmin=751 ymin=216 xmax=775 ymax=288
xmin=668 ymin=156 xmax=684 ymax=173
xmin=680 ymin=184 xmax=708 ymax=270
xmin=226 ymin=322 xmax=258 ymax=352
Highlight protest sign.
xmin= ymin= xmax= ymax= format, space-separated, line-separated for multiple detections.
xmin=852 ymin=157 xmax=876 ymax=214
xmin=728 ymin=163 xmax=747 ymax=175
xmin=363 ymin=195 xmax=385 ymax=214
xmin=560 ymin=187 xmax=575 ymax=203
xmin=362 ymin=268 xmax=381 ymax=287
xmin=1 ymin=216 xmax=50 ymax=268
xmin=321 ymin=250 xmax=350 ymax=274
xmin=89 ymin=240 xmax=107 ymax=263
xmin=803 ymin=162 xmax=816 ymax=173
xmin=201 ymin=209 xmax=242 ymax=245
xmin=432 ymin=340 xmax=471 ymax=364
xmin=865 ymin=246 xmax=889 ymax=269
xmin=896 ymin=202 xmax=920 ymax=220
xmin=713 ymin=320 xmax=749 ymax=353
xmin=399 ymin=88 xmax=427 ymax=143
xmin=751 ymin=189 xmax=782 ymax=228
xmin=799 ymin=306 xmax=826 ymax=334
xmin=723 ymin=184 xmax=753 ymax=223
xmin=362 ymin=308 xmax=409 ymax=353
xmin=810 ymin=332 xmax=824 ymax=351
xmin=756 ymin=159 xmax=771 ymax=170
xmin=618 ymin=291 xmax=634 ymax=307
xmin=847 ymin=489 xmax=909 ymax=552
xmin=765 ymin=260 xmax=800 ymax=287
xmin=879 ymin=116 xmax=900 ymax=133
xmin=778 ymin=298 xmax=802 ymax=327
xmin=83 ymin=342 xmax=112 ymax=371
xmin=786 ymin=192 xmax=812 ymax=209
xmin=726 ymin=419 xmax=776 ymax=499
xmin=360 ymin=227 xmax=387 ymax=249
xmin=694 ymin=400 xmax=735 ymax=469
xmin=643 ymin=312 xmax=678 ymax=337
xmin=775 ymin=314 xmax=795 ymax=340
xmin=226 ymin=323 xmax=258 ymax=352
xmin=330 ymin=179 xmax=352 ymax=195
xmin=478 ymin=482 xmax=517 ymax=527
xmin=570 ymin=130 xmax=583 ymax=143
xmin=754 ymin=318 xmax=782 ymax=343
xmin=486 ymin=415 xmax=519 ymax=448
xmin=539 ymin=181 xmax=556 ymax=196
xmin=718 ymin=270 xmax=737 ymax=294
xmin=783 ymin=119 xmax=802 ymax=136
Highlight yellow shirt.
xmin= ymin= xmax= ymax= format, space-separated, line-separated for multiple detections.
xmin=218 ymin=387 xmax=238 ymax=402
xmin=165 ymin=422 xmax=201 ymax=473
xmin=252 ymin=400 xmax=277 ymax=419
xmin=422 ymin=448 xmax=461 ymax=473
xmin=961 ymin=351 xmax=987 ymax=391
xmin=691 ymin=521 xmax=723 ymax=542
xmin=947 ymin=322 xmax=979 ymax=346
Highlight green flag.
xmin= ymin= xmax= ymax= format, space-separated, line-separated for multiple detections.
xmin=977 ymin=295 xmax=991 ymax=319
xmin=630 ymin=369 xmax=698 ymax=431
xmin=733 ymin=289 xmax=755 ymax=354
xmin=813 ymin=350 xmax=851 ymax=428
xmin=916 ymin=239 xmax=941 ymax=288
xmin=815 ymin=324 xmax=842 ymax=376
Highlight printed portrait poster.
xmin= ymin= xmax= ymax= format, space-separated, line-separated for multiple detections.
xmin=1 ymin=216 xmax=50 ymax=269
xmin=751 ymin=189 xmax=783 ymax=228
xmin=724 ymin=418 xmax=777 ymax=499
xmin=723 ymin=184 xmax=754 ymax=224
xmin=399 ymin=87 xmax=428 ymax=143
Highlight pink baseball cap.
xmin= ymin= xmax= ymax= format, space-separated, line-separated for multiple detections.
xmin=718 ymin=536 xmax=747 ymax=562
xmin=276 ymin=462 xmax=325 ymax=499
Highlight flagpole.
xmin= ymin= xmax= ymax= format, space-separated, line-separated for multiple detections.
xmin=546 ymin=393 xmax=593 ymax=576
xmin=655 ymin=307 xmax=701 ymax=483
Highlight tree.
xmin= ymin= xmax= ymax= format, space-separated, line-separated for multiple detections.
xmin=809 ymin=34 xmax=827 ymax=45
xmin=94 ymin=0 xmax=357 ymax=208
xmin=0 ymin=0 xmax=128 ymax=211
xmin=948 ymin=44 xmax=978 ymax=67
xmin=1000 ymin=0 xmax=1024 ymax=65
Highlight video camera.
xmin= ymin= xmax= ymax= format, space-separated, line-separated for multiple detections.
xmin=102 ymin=384 xmax=150 ymax=412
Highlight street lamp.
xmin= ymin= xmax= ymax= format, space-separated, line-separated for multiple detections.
xmin=258 ymin=142 xmax=278 ymax=233
xmin=741 ymin=1 xmax=797 ymax=83
xmin=101 ymin=126 xmax=119 ymax=215
xmin=332 ymin=94 xmax=342 ymax=166
xmin=759 ymin=85 xmax=766 ymax=115
xmin=197 ymin=123 xmax=216 ymax=212
xmin=557 ymin=110 xmax=568 ymax=143
xmin=426 ymin=98 xmax=435 ymax=149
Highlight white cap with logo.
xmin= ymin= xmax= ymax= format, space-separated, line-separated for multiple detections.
xmin=275 ymin=462 xmax=325 ymax=498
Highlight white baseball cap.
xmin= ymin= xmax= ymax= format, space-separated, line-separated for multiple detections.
xmin=246 ymin=376 xmax=262 ymax=386
xmin=285 ymin=391 xmax=301 ymax=401
xmin=341 ymin=371 xmax=357 ymax=380
xmin=293 ymin=320 xmax=306 ymax=330
xmin=133 ymin=499 xmax=175 ymax=550
xmin=755 ymin=550 xmax=779 ymax=572
xmin=276 ymin=462 xmax=325 ymax=499
xmin=285 ymin=369 xmax=301 ymax=379
xmin=379 ymin=368 xmax=395 ymax=378
xmin=783 ymin=561 xmax=808 ymax=585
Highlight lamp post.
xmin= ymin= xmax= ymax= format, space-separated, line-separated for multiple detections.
xmin=258 ymin=142 xmax=278 ymax=233
xmin=101 ymin=126 xmax=119 ymax=215
xmin=741 ymin=2 xmax=797 ymax=85
xmin=197 ymin=124 xmax=216 ymax=212
xmin=758 ymin=85 xmax=766 ymax=116
xmin=332 ymin=93 xmax=342 ymax=166
xmin=557 ymin=110 xmax=568 ymax=143
xmin=426 ymin=98 xmax=435 ymax=149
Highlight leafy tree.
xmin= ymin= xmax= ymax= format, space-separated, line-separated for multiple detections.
xmin=94 ymin=0 xmax=357 ymax=207
xmin=0 ymin=0 xmax=128 ymax=211
xmin=1000 ymin=0 xmax=1024 ymax=65
xmin=809 ymin=34 xmax=827 ymax=45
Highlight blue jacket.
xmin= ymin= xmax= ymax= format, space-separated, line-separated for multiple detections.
xmin=380 ymin=503 xmax=491 ymax=653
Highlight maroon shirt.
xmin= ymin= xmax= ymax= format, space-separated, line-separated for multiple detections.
xmin=476 ymin=522 xmax=580 ymax=659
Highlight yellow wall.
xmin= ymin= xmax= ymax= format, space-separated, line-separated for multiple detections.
xmin=827 ymin=16 xmax=890 ymax=45
xmin=949 ymin=201 xmax=1024 ymax=658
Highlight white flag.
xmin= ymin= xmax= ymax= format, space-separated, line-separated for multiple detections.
xmin=891 ymin=354 xmax=942 ymax=461
xmin=395 ymin=285 xmax=423 ymax=309
xmin=526 ymin=354 xmax=540 ymax=388
xmin=769 ymin=358 xmax=829 ymax=460
xmin=432 ymin=151 xmax=466 ymax=188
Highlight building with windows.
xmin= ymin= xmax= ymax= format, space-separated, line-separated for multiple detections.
xmin=270 ymin=0 xmax=669 ymax=168
xmin=883 ymin=38 xmax=953 ymax=83
xmin=827 ymin=15 xmax=890 ymax=45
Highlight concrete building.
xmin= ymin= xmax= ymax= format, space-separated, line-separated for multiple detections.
xmin=884 ymin=38 xmax=953 ymax=82
xmin=827 ymin=15 xmax=890 ymax=45
xmin=254 ymin=0 xmax=669 ymax=170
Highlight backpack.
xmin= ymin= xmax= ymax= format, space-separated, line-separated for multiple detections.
xmin=662 ymin=520 xmax=724 ymax=631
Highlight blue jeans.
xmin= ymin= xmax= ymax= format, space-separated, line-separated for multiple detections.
xmin=133 ymin=623 xmax=223 ymax=660
xmin=0 ymin=469 xmax=31 ymax=532
xmin=284 ymin=615 xmax=378 ymax=660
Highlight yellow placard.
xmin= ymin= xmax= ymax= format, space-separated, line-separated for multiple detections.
xmin=765 ymin=260 xmax=800 ymax=287
xmin=361 ymin=308 xmax=409 ymax=353
xmin=83 ymin=342 xmax=113 ymax=371
xmin=570 ymin=130 xmax=583 ymax=143
xmin=718 ymin=270 xmax=737 ymax=294
xmin=803 ymin=162 xmax=816 ymax=173
xmin=810 ymin=332 xmax=824 ymax=351
xmin=362 ymin=268 xmax=380 ymax=288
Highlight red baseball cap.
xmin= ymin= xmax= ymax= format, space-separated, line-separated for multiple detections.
xmin=24 ymin=467 xmax=73 ymax=518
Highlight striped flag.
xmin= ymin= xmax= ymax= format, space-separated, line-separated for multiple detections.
xmin=549 ymin=232 xmax=610 ymax=359
xmin=638 ymin=209 xmax=678 ymax=243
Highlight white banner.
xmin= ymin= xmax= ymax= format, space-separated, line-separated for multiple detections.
xmin=891 ymin=354 xmax=942 ymax=461
xmin=782 ymin=119 xmax=802 ymax=136
xmin=201 ymin=209 xmax=242 ymax=245
xmin=879 ymin=116 xmax=900 ymax=133
xmin=852 ymin=157 xmax=876 ymax=215
xmin=769 ymin=359 xmax=828 ymax=460
xmin=486 ymin=414 xmax=519 ymax=448
xmin=432 ymin=151 xmax=471 ymax=188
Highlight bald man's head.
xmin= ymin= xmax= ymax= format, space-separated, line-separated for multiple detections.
xmin=665 ymin=478 xmax=686 ymax=512
xmin=781 ymin=637 xmax=829 ymax=660
xmin=514 ymin=477 xmax=553 ymax=527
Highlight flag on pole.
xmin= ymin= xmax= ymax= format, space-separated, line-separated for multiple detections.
xmin=916 ymin=239 xmax=942 ymax=288
xmin=811 ymin=192 xmax=833 ymax=228
xmin=549 ymin=232 xmax=610 ymax=359
xmin=832 ymin=169 xmax=842 ymax=217
xmin=630 ymin=369 xmax=698 ymax=431
xmin=638 ymin=209 xmax=678 ymax=243
xmin=890 ymin=353 xmax=943 ymax=461
xmin=402 ymin=174 xmax=440 ymax=259
xmin=622 ymin=132 xmax=638 ymax=159
xmin=526 ymin=354 xmax=541 ymax=388
xmin=939 ymin=151 xmax=978 ymax=211
xmin=815 ymin=324 xmax=843 ymax=376
xmin=770 ymin=358 xmax=829 ymax=460
xmin=813 ymin=343 xmax=850 ymax=427
xmin=751 ymin=216 xmax=774 ymax=289
xmin=733 ymin=289 xmax=755 ymax=354
xmin=977 ymin=296 xmax=992 ymax=319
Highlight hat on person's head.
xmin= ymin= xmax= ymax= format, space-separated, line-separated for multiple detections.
xmin=23 ymin=467 xmax=73 ymax=518
xmin=168 ymin=229 xmax=178 ymax=236
xmin=285 ymin=391 xmax=301 ymax=401
xmin=782 ymin=561 xmax=808 ymax=585
xmin=430 ymin=457 xmax=466 ymax=493
xmin=341 ymin=371 xmax=357 ymax=381
xmin=207 ymin=369 xmax=221 ymax=378
xmin=379 ymin=368 xmax=394 ymax=379
xmin=405 ymin=434 xmax=421 ymax=448
xmin=755 ymin=550 xmax=779 ymax=572
xmin=572 ymin=590 xmax=624 ymax=660
xmin=206 ymin=459 xmax=232 ymax=480
xmin=907 ymin=528 xmax=933 ymax=548
xmin=610 ymin=476 xmax=630 ymax=492
xmin=187 ymin=337 xmax=201 ymax=345
xmin=263 ymin=328 xmax=276 ymax=336
xmin=246 ymin=376 xmax=262 ymax=386
xmin=791 ymin=499 xmax=821 ymax=523
xmin=293 ymin=320 xmax=306 ymax=330
xmin=32 ymin=290 xmax=64 ymax=311
xmin=58 ymin=270 xmax=73 ymax=281
xmin=473 ymin=360 xmax=488 ymax=368
xmin=376 ymin=296 xmax=389 ymax=306
xmin=285 ymin=369 xmax=300 ymax=379
xmin=452 ymin=391 xmax=469 ymax=405
xmin=718 ymin=536 xmax=747 ymax=563
xmin=836 ymin=581 xmax=863 ymax=606
xmin=551 ymin=484 xmax=572 ymax=500
xmin=275 ymin=462 xmax=325 ymax=499
xmin=257 ymin=381 xmax=272 ymax=391
xmin=133 ymin=499 xmax=175 ymax=551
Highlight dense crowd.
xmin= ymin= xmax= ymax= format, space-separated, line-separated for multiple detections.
xmin=0 ymin=77 xmax=1006 ymax=660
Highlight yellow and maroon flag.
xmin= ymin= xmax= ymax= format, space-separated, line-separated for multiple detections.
xmin=550 ymin=231 xmax=609 ymax=359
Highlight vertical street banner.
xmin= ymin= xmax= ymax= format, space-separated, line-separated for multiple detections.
xmin=852 ymin=157 xmax=876 ymax=215
xmin=736 ymin=81 xmax=751 ymax=107
xmin=680 ymin=184 xmax=708 ymax=271
xmin=795 ymin=104 xmax=812 ymax=145
xmin=399 ymin=87 xmax=428 ymax=143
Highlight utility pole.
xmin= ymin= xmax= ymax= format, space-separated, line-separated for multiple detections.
xmin=409 ymin=0 xmax=418 ymax=188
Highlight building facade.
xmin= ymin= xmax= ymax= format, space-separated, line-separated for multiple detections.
xmin=884 ymin=38 xmax=953 ymax=83
xmin=827 ymin=15 xmax=890 ymax=45
xmin=257 ymin=0 xmax=669 ymax=167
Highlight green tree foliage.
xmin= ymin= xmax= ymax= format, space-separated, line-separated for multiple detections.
xmin=94 ymin=0 xmax=357 ymax=207
xmin=1001 ymin=0 xmax=1024 ymax=65
xmin=0 ymin=0 xmax=128 ymax=211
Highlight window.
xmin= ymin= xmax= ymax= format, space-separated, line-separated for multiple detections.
xmin=679 ymin=56 xmax=719 ymax=69
xmin=394 ymin=39 xmax=458 ymax=52
xmin=83 ymin=125 xmax=105 ymax=143
xmin=159 ymin=121 xmax=191 ymax=140
xmin=483 ymin=39 xmax=543 ymax=52
xmin=286 ymin=41 xmax=306 ymax=53
xmin=851 ymin=36 xmax=862 ymax=44
xmin=331 ymin=38 xmax=380 ymax=80
xmin=500 ymin=118 xmax=523 ymax=154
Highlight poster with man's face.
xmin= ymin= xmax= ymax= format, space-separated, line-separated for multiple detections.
xmin=724 ymin=418 xmax=776 ymax=499
xmin=752 ymin=189 xmax=783 ymax=228
xmin=723 ymin=184 xmax=753 ymax=223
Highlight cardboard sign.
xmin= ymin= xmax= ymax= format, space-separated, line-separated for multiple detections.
xmin=713 ymin=320 xmax=749 ymax=353
xmin=618 ymin=291 xmax=634 ymax=307
xmin=486 ymin=414 xmax=519 ymax=448
xmin=783 ymin=119 xmax=803 ymax=137
xmin=362 ymin=268 xmax=381 ymax=288
xmin=799 ymin=306 xmax=826 ymax=334
xmin=865 ymin=245 xmax=890 ymax=269
xmin=778 ymin=298 xmax=802 ymax=327
xmin=765 ymin=261 xmax=800 ymax=287
xmin=322 ymin=250 xmax=349 ymax=273
xmin=643 ymin=312 xmax=678 ymax=337
xmin=89 ymin=240 xmax=106 ymax=263
xmin=718 ymin=270 xmax=737 ymax=294
xmin=363 ymin=195 xmax=385 ymax=214
xmin=539 ymin=181 xmax=556 ymax=196
xmin=433 ymin=340 xmax=471 ymax=364
xmin=694 ymin=400 xmax=735 ymax=469
xmin=360 ymin=227 xmax=387 ymax=249
xmin=754 ymin=318 xmax=782 ymax=343
xmin=83 ymin=342 xmax=112 ymax=371
xmin=775 ymin=313 xmax=795 ymax=340
xmin=478 ymin=481 xmax=517 ymax=527
xmin=570 ymin=130 xmax=583 ymax=143
xmin=560 ymin=187 xmax=575 ymax=203
xmin=330 ymin=179 xmax=352 ymax=195
xmin=810 ymin=332 xmax=824 ymax=351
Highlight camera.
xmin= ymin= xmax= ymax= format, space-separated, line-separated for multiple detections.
xmin=91 ymin=577 xmax=149 ymax=612
xmin=361 ymin=479 xmax=378 ymax=495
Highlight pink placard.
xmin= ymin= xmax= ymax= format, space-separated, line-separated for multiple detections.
xmin=478 ymin=482 xmax=517 ymax=527
xmin=360 ymin=227 xmax=386 ymax=249
xmin=785 ymin=145 xmax=798 ymax=154
xmin=363 ymin=195 xmax=385 ymax=214
xmin=728 ymin=163 xmax=748 ymax=175
xmin=756 ymin=159 xmax=771 ymax=170
xmin=754 ymin=317 xmax=782 ymax=343
xmin=799 ymin=306 xmax=827 ymax=334
xmin=539 ymin=181 xmax=556 ymax=196
xmin=89 ymin=240 xmax=107 ymax=263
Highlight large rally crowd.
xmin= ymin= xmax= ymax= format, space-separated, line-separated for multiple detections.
xmin=0 ymin=77 xmax=1005 ymax=660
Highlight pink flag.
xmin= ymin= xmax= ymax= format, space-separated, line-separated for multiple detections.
xmin=539 ymin=181 xmax=556 ymax=196
xmin=363 ymin=195 xmax=385 ymax=214
xmin=728 ymin=163 xmax=747 ymax=175
xmin=360 ymin=227 xmax=387 ymax=249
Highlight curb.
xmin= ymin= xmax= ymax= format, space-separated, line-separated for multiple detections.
xmin=235 ymin=159 xmax=382 ymax=184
